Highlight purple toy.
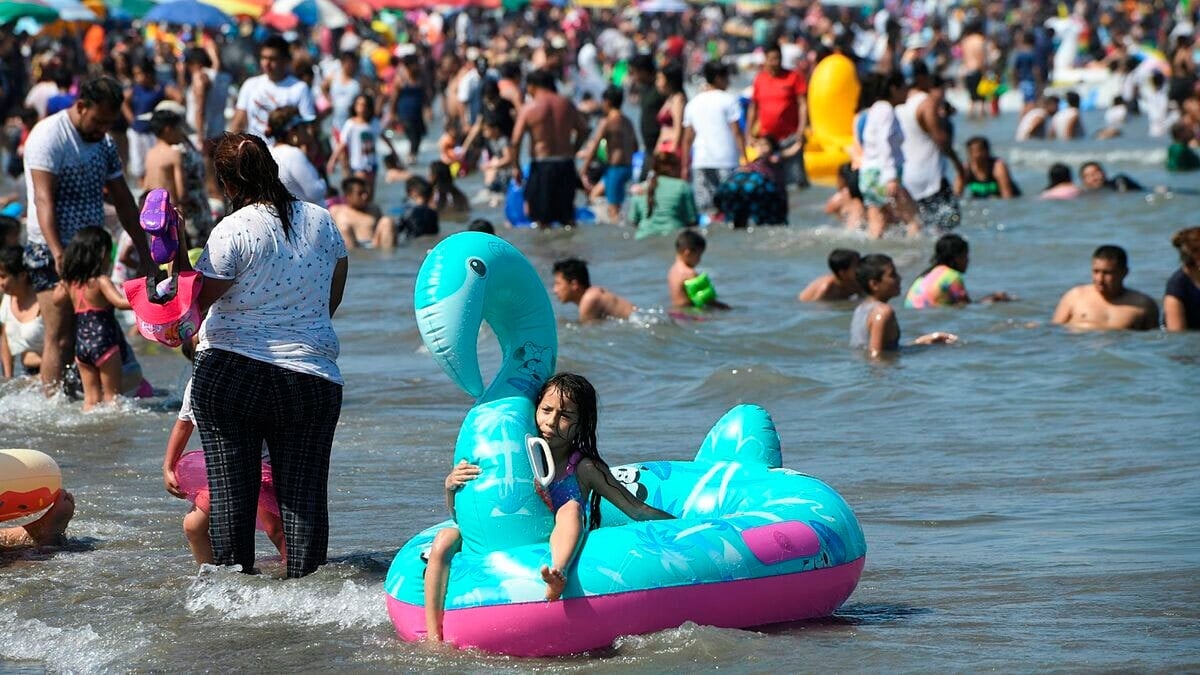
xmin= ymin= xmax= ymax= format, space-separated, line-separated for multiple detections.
xmin=140 ymin=188 xmax=179 ymax=266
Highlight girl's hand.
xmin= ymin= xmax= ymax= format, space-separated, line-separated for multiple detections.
xmin=163 ymin=465 xmax=185 ymax=499
xmin=915 ymin=331 xmax=958 ymax=345
xmin=445 ymin=460 xmax=481 ymax=492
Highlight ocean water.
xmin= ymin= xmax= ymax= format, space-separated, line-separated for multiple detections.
xmin=1 ymin=108 xmax=1198 ymax=673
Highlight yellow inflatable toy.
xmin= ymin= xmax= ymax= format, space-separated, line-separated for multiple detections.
xmin=0 ymin=449 xmax=62 ymax=523
xmin=805 ymin=54 xmax=860 ymax=185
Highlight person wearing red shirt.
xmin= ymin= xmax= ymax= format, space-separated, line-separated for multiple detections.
xmin=747 ymin=43 xmax=809 ymax=189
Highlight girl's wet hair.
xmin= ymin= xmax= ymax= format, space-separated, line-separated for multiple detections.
xmin=856 ymin=253 xmax=894 ymax=292
xmin=212 ymin=133 xmax=296 ymax=238
xmin=925 ymin=233 xmax=969 ymax=274
xmin=537 ymin=372 xmax=607 ymax=530
xmin=646 ymin=151 xmax=682 ymax=218
xmin=60 ymin=226 xmax=113 ymax=285
xmin=0 ymin=245 xmax=26 ymax=277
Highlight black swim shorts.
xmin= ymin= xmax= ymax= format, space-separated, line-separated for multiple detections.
xmin=525 ymin=158 xmax=580 ymax=226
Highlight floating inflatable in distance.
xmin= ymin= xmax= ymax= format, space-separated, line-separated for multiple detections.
xmin=384 ymin=233 xmax=866 ymax=655
xmin=805 ymin=54 xmax=860 ymax=185
xmin=0 ymin=449 xmax=63 ymax=523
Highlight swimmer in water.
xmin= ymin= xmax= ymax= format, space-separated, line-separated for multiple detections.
xmin=904 ymin=234 xmax=1011 ymax=308
xmin=669 ymin=229 xmax=731 ymax=311
xmin=551 ymin=258 xmax=635 ymax=323
xmin=799 ymin=249 xmax=862 ymax=302
xmin=1052 ymin=245 xmax=1159 ymax=331
xmin=850 ymin=254 xmax=957 ymax=359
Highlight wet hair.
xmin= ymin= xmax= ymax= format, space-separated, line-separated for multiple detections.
xmin=0 ymin=245 xmax=26 ymax=277
xmin=259 ymin=35 xmax=291 ymax=58
xmin=77 ymin=76 xmax=124 ymax=110
xmin=601 ymin=86 xmax=623 ymax=109
xmin=1065 ymin=91 xmax=1081 ymax=108
xmin=552 ymin=257 xmax=590 ymax=288
xmin=1079 ymin=161 xmax=1105 ymax=178
xmin=924 ymin=233 xmax=969 ymax=275
xmin=535 ymin=372 xmax=604 ymax=530
xmin=468 ymin=218 xmax=495 ymax=234
xmin=383 ymin=153 xmax=403 ymax=170
xmin=1047 ymin=163 xmax=1073 ymax=188
xmin=0 ymin=216 xmax=20 ymax=245
xmin=857 ymin=72 xmax=905 ymax=112
xmin=429 ymin=161 xmax=459 ymax=198
xmin=660 ymin=61 xmax=685 ymax=95
xmin=526 ymin=68 xmax=557 ymax=93
xmin=856 ymin=253 xmax=894 ymax=293
xmin=1092 ymin=244 xmax=1128 ymax=270
xmin=212 ymin=133 xmax=296 ymax=238
xmin=149 ymin=110 xmax=185 ymax=136
xmin=405 ymin=175 xmax=433 ymax=201
xmin=965 ymin=135 xmax=992 ymax=154
xmin=675 ymin=228 xmax=706 ymax=254
xmin=1171 ymin=121 xmax=1192 ymax=143
xmin=60 ymin=226 xmax=113 ymax=284
xmin=702 ymin=60 xmax=729 ymax=85
xmin=645 ymin=151 xmax=682 ymax=219
xmin=828 ymin=248 xmax=861 ymax=274
xmin=1171 ymin=227 xmax=1200 ymax=267
xmin=341 ymin=175 xmax=368 ymax=195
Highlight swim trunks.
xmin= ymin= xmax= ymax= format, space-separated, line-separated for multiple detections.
xmin=914 ymin=182 xmax=961 ymax=232
xmin=857 ymin=167 xmax=891 ymax=208
xmin=525 ymin=157 xmax=580 ymax=225
xmin=22 ymin=243 xmax=59 ymax=293
xmin=603 ymin=165 xmax=633 ymax=206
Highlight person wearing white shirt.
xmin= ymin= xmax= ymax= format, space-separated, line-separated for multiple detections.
xmin=230 ymin=35 xmax=316 ymax=142
xmin=267 ymin=106 xmax=327 ymax=205
xmin=681 ymin=61 xmax=745 ymax=215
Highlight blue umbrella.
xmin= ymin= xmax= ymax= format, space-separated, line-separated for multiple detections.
xmin=144 ymin=0 xmax=232 ymax=29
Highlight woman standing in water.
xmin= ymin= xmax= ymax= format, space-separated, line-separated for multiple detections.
xmin=191 ymin=133 xmax=348 ymax=578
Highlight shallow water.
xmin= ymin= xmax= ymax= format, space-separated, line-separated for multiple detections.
xmin=2 ymin=108 xmax=1198 ymax=673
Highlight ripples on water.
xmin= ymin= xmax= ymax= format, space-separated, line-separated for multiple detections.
xmin=2 ymin=109 xmax=1199 ymax=672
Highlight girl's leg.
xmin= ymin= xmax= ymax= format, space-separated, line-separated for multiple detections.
xmin=191 ymin=350 xmax=268 ymax=573
xmin=257 ymin=506 xmax=287 ymax=560
xmin=540 ymin=500 xmax=584 ymax=601
xmin=261 ymin=367 xmax=342 ymax=579
xmin=423 ymin=526 xmax=462 ymax=641
xmin=76 ymin=360 xmax=101 ymax=410
xmin=183 ymin=501 xmax=214 ymax=565
xmin=96 ymin=351 xmax=123 ymax=404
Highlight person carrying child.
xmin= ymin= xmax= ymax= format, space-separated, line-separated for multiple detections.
xmin=163 ymin=342 xmax=285 ymax=567
xmin=423 ymin=373 xmax=674 ymax=641
xmin=669 ymin=229 xmax=731 ymax=311
xmin=59 ymin=226 xmax=144 ymax=410
xmin=850 ymin=253 xmax=957 ymax=359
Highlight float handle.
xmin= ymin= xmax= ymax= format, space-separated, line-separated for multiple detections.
xmin=526 ymin=436 xmax=555 ymax=488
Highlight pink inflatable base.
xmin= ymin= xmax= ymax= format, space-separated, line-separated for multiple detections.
xmin=174 ymin=450 xmax=280 ymax=530
xmin=387 ymin=556 xmax=865 ymax=656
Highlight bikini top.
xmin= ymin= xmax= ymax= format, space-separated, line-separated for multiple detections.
xmin=535 ymin=450 xmax=586 ymax=513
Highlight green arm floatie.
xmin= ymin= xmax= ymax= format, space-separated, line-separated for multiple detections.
xmin=684 ymin=272 xmax=717 ymax=308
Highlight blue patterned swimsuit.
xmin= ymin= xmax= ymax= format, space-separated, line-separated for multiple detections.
xmin=536 ymin=451 xmax=587 ymax=513
xmin=72 ymin=283 xmax=127 ymax=366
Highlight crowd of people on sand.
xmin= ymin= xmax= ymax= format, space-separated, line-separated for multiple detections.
xmin=1 ymin=2 xmax=1198 ymax=633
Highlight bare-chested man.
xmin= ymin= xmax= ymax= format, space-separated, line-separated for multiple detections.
xmin=330 ymin=176 xmax=396 ymax=251
xmin=577 ymin=86 xmax=638 ymax=222
xmin=551 ymin=257 xmax=635 ymax=323
xmin=1053 ymin=245 xmax=1160 ymax=330
xmin=799 ymin=248 xmax=862 ymax=302
xmin=512 ymin=69 xmax=589 ymax=227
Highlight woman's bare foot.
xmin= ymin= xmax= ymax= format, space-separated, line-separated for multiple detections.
xmin=23 ymin=491 xmax=74 ymax=547
xmin=540 ymin=564 xmax=567 ymax=601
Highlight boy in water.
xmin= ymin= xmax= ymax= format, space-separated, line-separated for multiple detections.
xmin=396 ymin=177 xmax=440 ymax=241
xmin=668 ymin=229 xmax=731 ymax=310
xmin=330 ymin=176 xmax=396 ymax=250
xmin=1052 ymin=245 xmax=1159 ymax=330
xmin=799 ymin=249 xmax=862 ymax=302
xmin=577 ymin=86 xmax=638 ymax=223
xmin=551 ymin=258 xmax=635 ymax=323
xmin=850 ymin=254 xmax=956 ymax=359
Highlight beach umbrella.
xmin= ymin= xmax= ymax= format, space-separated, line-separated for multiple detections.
xmin=638 ymin=0 xmax=688 ymax=11
xmin=272 ymin=0 xmax=349 ymax=28
xmin=0 ymin=1 xmax=60 ymax=23
xmin=42 ymin=0 xmax=101 ymax=21
xmin=199 ymin=0 xmax=269 ymax=17
xmin=145 ymin=0 xmax=236 ymax=27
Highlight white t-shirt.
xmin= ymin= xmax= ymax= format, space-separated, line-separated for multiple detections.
xmin=22 ymin=110 xmax=123 ymax=246
xmin=339 ymin=118 xmax=378 ymax=173
xmin=0 ymin=294 xmax=44 ymax=360
xmin=235 ymin=74 xmax=316 ymax=141
xmin=682 ymin=89 xmax=742 ymax=169
xmin=859 ymin=100 xmax=903 ymax=183
xmin=24 ymin=82 xmax=60 ymax=118
xmin=195 ymin=200 xmax=347 ymax=384
xmin=271 ymin=144 xmax=327 ymax=205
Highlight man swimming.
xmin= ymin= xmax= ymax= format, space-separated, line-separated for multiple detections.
xmin=1052 ymin=245 xmax=1159 ymax=331
xmin=551 ymin=258 xmax=635 ymax=323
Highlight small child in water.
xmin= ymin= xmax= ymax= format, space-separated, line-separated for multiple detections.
xmin=669 ymin=229 xmax=731 ymax=311
xmin=850 ymin=254 xmax=957 ymax=359
xmin=423 ymin=373 xmax=674 ymax=641
xmin=798 ymin=248 xmax=862 ymax=302
xmin=162 ymin=342 xmax=285 ymax=566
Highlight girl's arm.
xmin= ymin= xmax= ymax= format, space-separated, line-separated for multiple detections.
xmin=1 ymin=325 xmax=12 ymax=378
xmin=994 ymin=159 xmax=1016 ymax=198
xmin=97 ymin=277 xmax=132 ymax=310
xmin=162 ymin=418 xmax=194 ymax=498
xmin=579 ymin=460 xmax=674 ymax=521
xmin=444 ymin=460 xmax=481 ymax=517
xmin=326 ymin=138 xmax=347 ymax=177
